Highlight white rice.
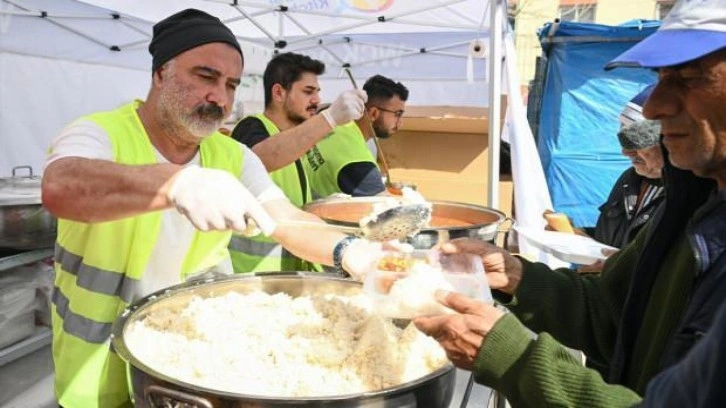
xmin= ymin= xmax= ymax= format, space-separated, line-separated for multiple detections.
xmin=125 ymin=291 xmax=448 ymax=397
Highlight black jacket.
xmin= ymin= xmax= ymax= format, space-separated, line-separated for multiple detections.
xmin=609 ymin=160 xmax=719 ymax=387
xmin=591 ymin=168 xmax=664 ymax=248
xmin=641 ymin=264 xmax=726 ymax=407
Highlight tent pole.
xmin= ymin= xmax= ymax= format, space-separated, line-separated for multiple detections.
xmin=487 ymin=0 xmax=503 ymax=209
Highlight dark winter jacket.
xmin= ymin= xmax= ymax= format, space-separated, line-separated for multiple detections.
xmin=591 ymin=168 xmax=664 ymax=248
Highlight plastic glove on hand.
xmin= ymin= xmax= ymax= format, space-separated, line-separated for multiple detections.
xmin=167 ymin=165 xmax=276 ymax=235
xmin=382 ymin=240 xmax=414 ymax=254
xmin=322 ymin=89 xmax=367 ymax=128
xmin=341 ymin=239 xmax=413 ymax=281
xmin=341 ymin=239 xmax=383 ymax=281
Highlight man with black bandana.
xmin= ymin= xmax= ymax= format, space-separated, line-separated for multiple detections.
xmin=229 ymin=52 xmax=367 ymax=273
xmin=42 ymin=10 xmax=388 ymax=407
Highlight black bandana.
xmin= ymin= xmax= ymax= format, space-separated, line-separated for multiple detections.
xmin=149 ymin=9 xmax=242 ymax=72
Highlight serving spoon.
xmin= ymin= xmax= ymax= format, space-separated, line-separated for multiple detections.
xmin=276 ymin=203 xmax=432 ymax=242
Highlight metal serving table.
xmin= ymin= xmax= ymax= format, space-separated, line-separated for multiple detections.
xmin=0 ymin=248 xmax=54 ymax=367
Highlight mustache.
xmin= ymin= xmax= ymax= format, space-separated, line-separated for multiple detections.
xmin=307 ymin=104 xmax=318 ymax=111
xmin=196 ymin=103 xmax=224 ymax=121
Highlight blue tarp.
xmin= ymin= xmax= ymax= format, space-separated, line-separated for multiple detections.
xmin=536 ymin=20 xmax=660 ymax=227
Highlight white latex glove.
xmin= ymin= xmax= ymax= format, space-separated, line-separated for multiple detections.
xmin=322 ymin=89 xmax=367 ymax=128
xmin=167 ymin=165 xmax=276 ymax=236
xmin=341 ymin=239 xmax=383 ymax=281
xmin=341 ymin=239 xmax=413 ymax=281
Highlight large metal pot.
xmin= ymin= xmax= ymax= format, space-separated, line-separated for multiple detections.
xmin=0 ymin=166 xmax=57 ymax=250
xmin=304 ymin=198 xmax=508 ymax=249
xmin=111 ymin=273 xmax=456 ymax=408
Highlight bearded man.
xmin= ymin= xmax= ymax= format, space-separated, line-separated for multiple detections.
xmin=42 ymin=10 xmax=385 ymax=407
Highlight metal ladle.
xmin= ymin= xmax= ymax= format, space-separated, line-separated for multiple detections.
xmin=277 ymin=203 xmax=432 ymax=242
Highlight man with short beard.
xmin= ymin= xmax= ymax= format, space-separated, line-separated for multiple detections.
xmin=230 ymin=52 xmax=366 ymax=273
xmin=304 ymin=75 xmax=409 ymax=198
xmin=42 ymin=10 xmax=386 ymax=408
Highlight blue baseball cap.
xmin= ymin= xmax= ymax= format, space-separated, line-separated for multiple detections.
xmin=619 ymin=84 xmax=656 ymax=127
xmin=606 ymin=0 xmax=726 ymax=70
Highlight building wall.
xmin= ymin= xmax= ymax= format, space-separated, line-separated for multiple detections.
xmin=512 ymin=0 xmax=667 ymax=85
xmin=596 ymin=0 xmax=657 ymax=24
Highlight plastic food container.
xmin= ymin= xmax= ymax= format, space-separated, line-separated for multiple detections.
xmin=363 ymin=250 xmax=491 ymax=319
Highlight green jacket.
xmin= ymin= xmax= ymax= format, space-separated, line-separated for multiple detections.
xmin=473 ymin=220 xmax=697 ymax=406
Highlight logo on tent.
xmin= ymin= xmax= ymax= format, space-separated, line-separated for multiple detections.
xmin=267 ymin=0 xmax=394 ymax=13
xmin=346 ymin=0 xmax=394 ymax=12
xmin=0 ymin=2 xmax=12 ymax=35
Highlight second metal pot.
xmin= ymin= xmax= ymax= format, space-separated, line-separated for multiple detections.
xmin=0 ymin=166 xmax=57 ymax=250
xmin=304 ymin=198 xmax=508 ymax=249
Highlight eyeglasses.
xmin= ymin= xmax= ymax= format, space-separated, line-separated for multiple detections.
xmin=372 ymin=105 xmax=405 ymax=119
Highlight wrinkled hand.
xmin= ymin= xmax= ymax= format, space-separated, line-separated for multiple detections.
xmin=437 ymin=238 xmax=523 ymax=295
xmin=414 ymin=290 xmax=505 ymax=371
xmin=322 ymin=89 xmax=367 ymax=127
xmin=167 ymin=165 xmax=276 ymax=235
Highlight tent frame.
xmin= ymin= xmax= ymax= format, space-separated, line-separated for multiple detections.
xmin=0 ymin=0 xmax=507 ymax=209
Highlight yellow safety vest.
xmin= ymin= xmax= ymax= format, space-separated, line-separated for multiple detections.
xmin=303 ymin=121 xmax=379 ymax=197
xmin=51 ymin=101 xmax=243 ymax=408
xmin=229 ymin=113 xmax=319 ymax=273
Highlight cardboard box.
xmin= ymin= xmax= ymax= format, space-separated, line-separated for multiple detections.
xmin=378 ymin=106 xmax=513 ymax=218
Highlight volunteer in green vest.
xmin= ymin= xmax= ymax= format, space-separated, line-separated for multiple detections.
xmin=230 ymin=52 xmax=367 ymax=273
xmin=305 ymin=75 xmax=409 ymax=197
xmin=42 ymin=10 xmax=386 ymax=408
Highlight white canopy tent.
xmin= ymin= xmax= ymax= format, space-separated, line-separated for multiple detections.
xmin=0 ymin=0 xmax=557 ymax=261
xmin=0 ymin=0 xmax=496 ymax=177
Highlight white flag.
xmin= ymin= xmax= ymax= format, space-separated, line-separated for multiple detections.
xmin=502 ymin=29 xmax=569 ymax=268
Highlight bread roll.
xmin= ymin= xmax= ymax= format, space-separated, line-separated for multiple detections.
xmin=543 ymin=212 xmax=575 ymax=234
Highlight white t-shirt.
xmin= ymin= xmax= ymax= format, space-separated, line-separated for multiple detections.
xmin=47 ymin=119 xmax=286 ymax=299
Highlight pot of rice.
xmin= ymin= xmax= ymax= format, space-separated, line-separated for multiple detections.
xmin=111 ymin=272 xmax=455 ymax=407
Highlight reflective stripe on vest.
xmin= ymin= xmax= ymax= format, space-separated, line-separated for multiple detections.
xmin=52 ymin=284 xmax=110 ymax=344
xmin=51 ymin=100 xmax=243 ymax=408
xmin=54 ymin=243 xmax=139 ymax=305
xmin=229 ymin=113 xmax=316 ymax=274
xmin=303 ymin=121 xmax=379 ymax=197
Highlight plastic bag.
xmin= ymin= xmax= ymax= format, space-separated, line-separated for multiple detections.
xmin=363 ymin=249 xmax=491 ymax=319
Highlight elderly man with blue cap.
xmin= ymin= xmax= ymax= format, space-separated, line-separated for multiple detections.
xmin=411 ymin=0 xmax=726 ymax=406
xmin=42 ymin=9 xmax=389 ymax=407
